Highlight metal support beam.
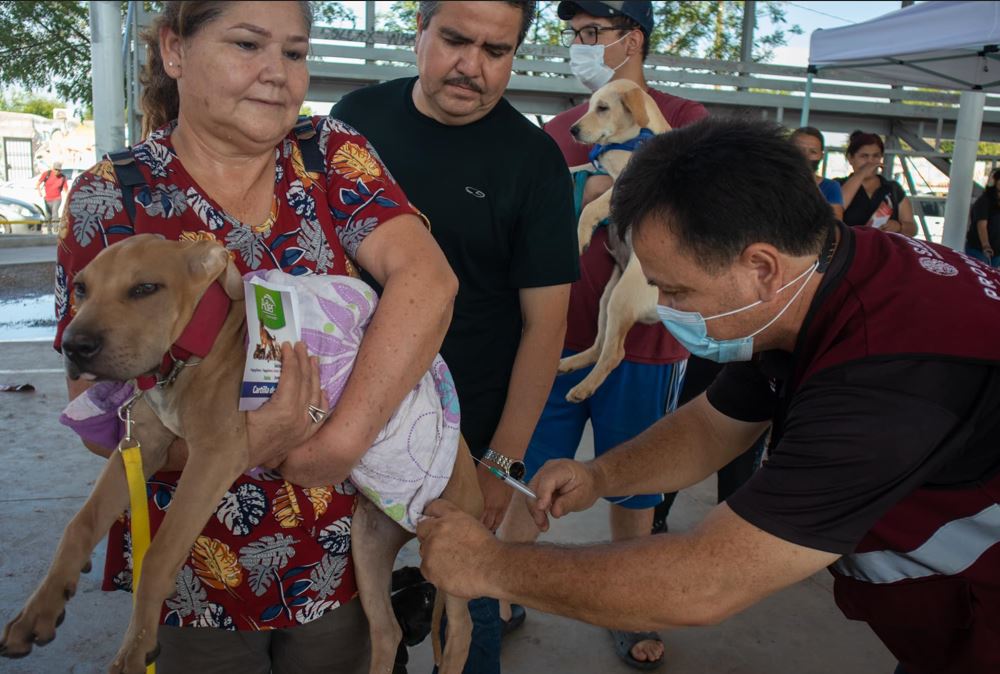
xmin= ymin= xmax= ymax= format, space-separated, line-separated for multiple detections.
xmin=89 ymin=1 xmax=125 ymax=160
xmin=894 ymin=121 xmax=953 ymax=176
xmin=885 ymin=131 xmax=898 ymax=181
xmin=800 ymin=68 xmax=815 ymax=127
xmin=942 ymin=89 xmax=986 ymax=251
xmin=738 ymin=0 xmax=756 ymax=91
xmin=899 ymin=154 xmax=932 ymax=240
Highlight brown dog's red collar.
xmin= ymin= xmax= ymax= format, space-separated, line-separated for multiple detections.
xmin=136 ymin=282 xmax=232 ymax=391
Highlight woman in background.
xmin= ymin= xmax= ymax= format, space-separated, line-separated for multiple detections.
xmin=966 ymin=167 xmax=1000 ymax=267
xmin=836 ymin=130 xmax=916 ymax=235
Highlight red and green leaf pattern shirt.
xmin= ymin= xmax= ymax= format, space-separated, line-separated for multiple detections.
xmin=53 ymin=116 xmax=422 ymax=630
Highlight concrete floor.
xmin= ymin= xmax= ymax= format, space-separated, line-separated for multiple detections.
xmin=0 ymin=236 xmax=897 ymax=672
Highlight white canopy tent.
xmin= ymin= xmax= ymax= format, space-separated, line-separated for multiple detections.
xmin=804 ymin=0 xmax=1000 ymax=250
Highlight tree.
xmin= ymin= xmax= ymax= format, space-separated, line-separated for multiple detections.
xmin=0 ymin=1 xmax=91 ymax=106
xmin=0 ymin=1 xmax=355 ymax=111
xmin=0 ymin=91 xmax=65 ymax=118
xmin=314 ymin=1 xmax=357 ymax=27
xmin=376 ymin=0 xmax=799 ymax=62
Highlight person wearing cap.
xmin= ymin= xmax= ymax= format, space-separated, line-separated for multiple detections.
xmin=331 ymin=2 xmax=579 ymax=672
xmin=419 ymin=117 xmax=1000 ymax=674
xmin=497 ymin=2 xmax=706 ymax=669
xmin=36 ymin=161 xmax=68 ymax=229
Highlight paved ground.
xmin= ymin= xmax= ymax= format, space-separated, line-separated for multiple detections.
xmin=0 ymin=234 xmax=897 ymax=672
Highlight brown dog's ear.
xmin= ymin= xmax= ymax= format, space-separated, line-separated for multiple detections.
xmin=188 ymin=241 xmax=245 ymax=300
xmin=621 ymin=87 xmax=650 ymax=128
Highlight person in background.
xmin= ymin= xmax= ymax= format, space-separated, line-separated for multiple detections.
xmin=36 ymin=161 xmax=68 ymax=229
xmin=836 ymin=130 xmax=916 ymax=235
xmin=791 ymin=126 xmax=844 ymax=221
xmin=48 ymin=2 xmax=457 ymax=672
xmin=966 ymin=167 xmax=1000 ymax=267
xmin=498 ymin=2 xmax=706 ymax=670
xmin=331 ymin=2 xmax=578 ymax=672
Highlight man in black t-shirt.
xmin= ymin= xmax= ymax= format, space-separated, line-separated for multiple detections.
xmin=416 ymin=119 xmax=1000 ymax=674
xmin=332 ymin=2 xmax=577 ymax=672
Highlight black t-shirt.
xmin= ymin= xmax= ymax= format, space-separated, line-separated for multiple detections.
xmin=706 ymin=235 xmax=1000 ymax=555
xmin=836 ymin=175 xmax=907 ymax=228
xmin=332 ymin=78 xmax=578 ymax=457
xmin=966 ymin=192 xmax=1000 ymax=251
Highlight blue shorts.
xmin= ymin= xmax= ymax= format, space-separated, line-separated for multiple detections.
xmin=524 ymin=350 xmax=686 ymax=510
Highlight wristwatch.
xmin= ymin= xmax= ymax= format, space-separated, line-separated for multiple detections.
xmin=483 ymin=448 xmax=526 ymax=481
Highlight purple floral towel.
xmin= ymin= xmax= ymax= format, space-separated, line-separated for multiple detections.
xmin=256 ymin=270 xmax=461 ymax=532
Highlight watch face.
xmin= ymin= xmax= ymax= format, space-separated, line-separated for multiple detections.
xmin=509 ymin=460 xmax=526 ymax=481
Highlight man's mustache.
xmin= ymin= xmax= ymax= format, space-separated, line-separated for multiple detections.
xmin=444 ymin=76 xmax=483 ymax=94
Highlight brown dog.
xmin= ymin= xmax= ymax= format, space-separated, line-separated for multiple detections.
xmin=0 ymin=235 xmax=482 ymax=674
xmin=558 ymin=80 xmax=672 ymax=401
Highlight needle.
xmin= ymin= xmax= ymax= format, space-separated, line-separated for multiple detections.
xmin=473 ymin=456 xmax=538 ymax=500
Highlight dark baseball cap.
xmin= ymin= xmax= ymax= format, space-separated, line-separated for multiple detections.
xmin=557 ymin=1 xmax=654 ymax=36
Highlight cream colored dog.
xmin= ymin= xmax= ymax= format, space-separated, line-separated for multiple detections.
xmin=558 ymin=80 xmax=672 ymax=401
xmin=0 ymin=236 xmax=482 ymax=674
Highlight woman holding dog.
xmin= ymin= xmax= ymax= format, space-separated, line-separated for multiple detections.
xmin=51 ymin=1 xmax=456 ymax=671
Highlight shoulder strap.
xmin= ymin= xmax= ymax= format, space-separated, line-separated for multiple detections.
xmin=107 ymin=149 xmax=146 ymax=227
xmin=293 ymin=116 xmax=325 ymax=175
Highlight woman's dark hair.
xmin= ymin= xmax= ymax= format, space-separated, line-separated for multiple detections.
xmin=846 ymin=130 xmax=884 ymax=157
xmin=140 ymin=1 xmax=314 ymax=137
xmin=790 ymin=126 xmax=824 ymax=151
xmin=612 ymin=117 xmax=834 ymax=272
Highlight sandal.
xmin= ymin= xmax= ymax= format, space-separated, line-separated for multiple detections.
xmin=609 ymin=628 xmax=665 ymax=670
xmin=500 ymin=603 xmax=526 ymax=637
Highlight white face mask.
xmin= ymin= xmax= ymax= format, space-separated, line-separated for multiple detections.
xmin=569 ymin=32 xmax=631 ymax=92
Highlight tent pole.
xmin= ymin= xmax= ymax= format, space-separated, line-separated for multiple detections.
xmin=800 ymin=66 xmax=816 ymax=127
xmin=942 ymin=88 xmax=985 ymax=251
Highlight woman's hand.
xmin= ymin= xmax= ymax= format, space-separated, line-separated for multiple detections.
xmin=477 ymin=462 xmax=514 ymax=531
xmin=882 ymin=219 xmax=903 ymax=233
xmin=859 ymin=161 xmax=882 ymax=179
xmin=246 ymin=342 xmax=327 ymax=469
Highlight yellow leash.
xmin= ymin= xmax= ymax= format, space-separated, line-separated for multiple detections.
xmin=118 ymin=393 xmax=156 ymax=674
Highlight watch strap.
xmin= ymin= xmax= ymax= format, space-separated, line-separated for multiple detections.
xmin=484 ymin=448 xmax=513 ymax=472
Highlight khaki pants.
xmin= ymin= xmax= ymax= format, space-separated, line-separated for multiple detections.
xmin=156 ymin=597 xmax=370 ymax=674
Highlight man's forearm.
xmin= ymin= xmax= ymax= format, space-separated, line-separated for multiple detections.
xmin=591 ymin=394 xmax=768 ymax=497
xmin=489 ymin=301 xmax=567 ymax=460
xmin=489 ymin=529 xmax=723 ymax=630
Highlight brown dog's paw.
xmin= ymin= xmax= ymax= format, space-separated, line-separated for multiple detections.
xmin=1 ymin=598 xmax=70 ymax=659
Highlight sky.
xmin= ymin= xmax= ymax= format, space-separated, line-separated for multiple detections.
xmin=759 ymin=1 xmax=915 ymax=67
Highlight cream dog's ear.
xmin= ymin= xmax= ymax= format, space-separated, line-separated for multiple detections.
xmin=188 ymin=241 xmax=244 ymax=300
xmin=621 ymin=87 xmax=650 ymax=128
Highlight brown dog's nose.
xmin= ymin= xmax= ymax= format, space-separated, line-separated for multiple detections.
xmin=62 ymin=332 xmax=103 ymax=364
xmin=570 ymin=125 xmax=581 ymax=138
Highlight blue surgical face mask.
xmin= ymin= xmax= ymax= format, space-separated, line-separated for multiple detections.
xmin=656 ymin=260 xmax=819 ymax=363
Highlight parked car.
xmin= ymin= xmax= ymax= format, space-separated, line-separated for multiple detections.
xmin=0 ymin=166 xmax=87 ymax=214
xmin=0 ymin=195 xmax=46 ymax=234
